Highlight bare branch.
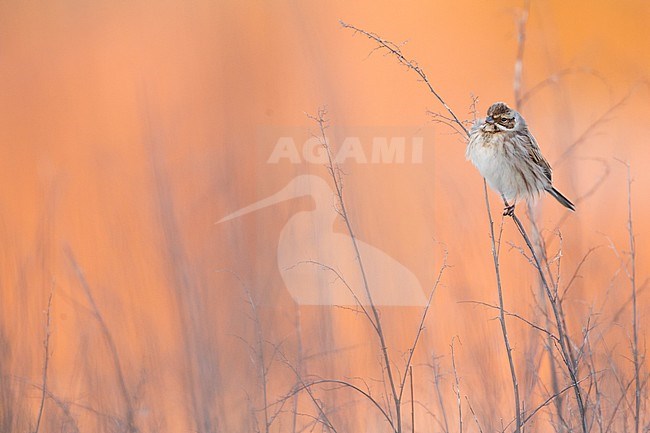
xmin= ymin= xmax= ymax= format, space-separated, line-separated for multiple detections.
xmin=398 ymin=250 xmax=448 ymax=402
xmin=522 ymin=374 xmax=594 ymax=427
xmin=466 ymin=396 xmax=484 ymax=433
xmin=459 ymin=300 xmax=559 ymax=342
xmin=510 ymin=213 xmax=588 ymax=432
xmin=450 ymin=339 xmax=462 ymax=433
xmin=286 ymin=379 xmax=394 ymax=429
xmin=620 ymin=159 xmax=641 ymax=433
xmin=65 ymin=246 xmax=138 ymax=433
xmin=554 ymin=93 xmax=630 ymax=167
xmin=34 ymin=285 xmax=54 ymax=433
xmin=309 ymin=108 xmax=404 ymax=430
xmin=340 ymin=21 xmax=469 ymax=137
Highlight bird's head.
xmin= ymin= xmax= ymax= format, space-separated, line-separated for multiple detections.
xmin=481 ymin=102 xmax=523 ymax=133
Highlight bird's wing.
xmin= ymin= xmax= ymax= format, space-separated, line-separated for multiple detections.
xmin=524 ymin=132 xmax=552 ymax=182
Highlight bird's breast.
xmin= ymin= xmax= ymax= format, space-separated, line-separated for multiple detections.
xmin=466 ymin=131 xmax=510 ymax=184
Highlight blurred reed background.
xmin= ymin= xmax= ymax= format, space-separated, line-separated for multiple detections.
xmin=0 ymin=1 xmax=649 ymax=432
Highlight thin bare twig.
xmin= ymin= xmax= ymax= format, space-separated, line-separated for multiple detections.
xmin=288 ymin=260 xmax=376 ymax=333
xmin=513 ymin=0 xmax=530 ymax=109
xmin=451 ymin=339 xmax=462 ymax=433
xmin=26 ymin=382 xmax=80 ymax=433
xmin=619 ymin=160 xmax=641 ymax=433
xmin=409 ymin=366 xmax=414 ymax=433
xmin=431 ymin=354 xmax=450 ymax=433
xmin=340 ymin=17 xmax=597 ymax=433
xmin=340 ymin=21 xmax=469 ymax=137
xmin=519 ymin=67 xmax=608 ymax=108
xmin=459 ymin=300 xmax=558 ymax=342
xmin=398 ymin=251 xmax=448 ymax=402
xmin=278 ymin=350 xmax=339 ymax=433
xmin=553 ymin=93 xmax=629 ymax=167
xmin=511 ymin=213 xmax=588 ymax=432
xmin=310 ymin=108 xmax=403 ymax=430
xmin=522 ymin=374 xmax=593 ymax=427
xmin=286 ymin=379 xmax=394 ymax=429
xmin=65 ymin=247 xmax=138 ymax=433
xmin=244 ymin=283 xmax=272 ymax=433
xmin=466 ymin=396 xmax=484 ymax=433
xmin=487 ymin=197 xmax=522 ymax=432
xmin=34 ymin=286 xmax=54 ymax=433
xmin=341 ymin=19 xmax=523 ymax=432
xmin=560 ymin=245 xmax=604 ymax=301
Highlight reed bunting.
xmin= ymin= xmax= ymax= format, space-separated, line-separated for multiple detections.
xmin=466 ymin=102 xmax=575 ymax=215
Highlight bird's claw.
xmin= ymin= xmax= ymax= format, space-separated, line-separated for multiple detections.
xmin=503 ymin=204 xmax=515 ymax=217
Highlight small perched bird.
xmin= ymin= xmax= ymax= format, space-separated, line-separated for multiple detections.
xmin=466 ymin=102 xmax=575 ymax=216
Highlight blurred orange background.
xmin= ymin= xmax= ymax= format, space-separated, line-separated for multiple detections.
xmin=1 ymin=1 xmax=649 ymax=432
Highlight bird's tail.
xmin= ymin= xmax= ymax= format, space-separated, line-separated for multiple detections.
xmin=547 ymin=187 xmax=575 ymax=212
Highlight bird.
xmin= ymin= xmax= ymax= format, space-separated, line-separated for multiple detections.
xmin=466 ymin=102 xmax=575 ymax=216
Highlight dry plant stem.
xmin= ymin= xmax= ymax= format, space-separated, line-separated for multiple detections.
xmin=280 ymin=356 xmax=338 ymax=433
xmin=224 ymin=270 xmax=287 ymax=432
xmin=291 ymin=311 xmax=302 ymax=433
xmin=526 ymin=219 xmax=569 ymax=431
xmin=432 ymin=356 xmax=451 ymax=433
xmin=22 ymin=382 xmax=119 ymax=427
xmin=340 ymin=19 xmax=590 ymax=431
xmin=414 ymin=399 xmax=447 ymax=433
xmin=512 ymin=11 xmax=564 ymax=427
xmin=510 ymin=214 xmax=587 ymax=432
xmin=33 ymin=386 xmax=80 ymax=433
xmin=514 ymin=25 xmax=620 ymax=426
xmin=293 ymin=260 xmax=375 ymax=331
xmin=145 ymin=101 xmax=225 ymax=432
xmin=466 ymin=396 xmax=485 ymax=433
xmin=513 ymin=0 xmax=530 ymax=109
xmin=17 ymin=371 xmax=119 ymax=429
xmin=548 ymin=330 xmax=568 ymax=431
xmin=519 ymin=67 xmax=606 ymax=108
xmin=585 ymin=335 xmax=605 ymax=433
xmin=451 ymin=340 xmax=462 ymax=433
xmin=34 ymin=288 xmax=53 ymax=433
xmin=245 ymin=288 xmax=271 ymax=433
xmin=340 ymin=20 xmax=524 ymax=431
xmin=409 ymin=366 xmax=414 ymax=433
xmin=512 ymin=7 xmax=568 ymax=429
xmin=498 ymin=372 xmax=594 ymax=432
xmin=65 ymin=247 xmax=138 ymax=433
xmin=310 ymin=109 xmax=447 ymax=432
xmin=459 ymin=300 xmax=557 ymax=342
xmin=513 ymin=16 xmax=617 ymax=431
xmin=600 ymin=335 xmax=636 ymax=433
xmin=340 ymin=21 xmax=468 ymax=137
xmin=554 ymin=94 xmax=629 ymax=167
xmin=552 ymin=94 xmax=628 ymax=230
xmin=486 ymin=191 xmax=522 ymax=433
xmin=522 ymin=375 xmax=592 ymax=426
xmin=312 ymin=109 xmax=402 ymax=431
xmin=621 ymin=162 xmax=641 ymax=433
xmin=398 ymin=256 xmax=447 ymax=402
xmin=289 ymin=379 xmax=393 ymax=428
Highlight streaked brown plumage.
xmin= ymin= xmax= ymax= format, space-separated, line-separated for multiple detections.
xmin=466 ymin=102 xmax=575 ymax=214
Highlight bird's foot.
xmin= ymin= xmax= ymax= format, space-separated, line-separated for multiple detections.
xmin=503 ymin=204 xmax=515 ymax=217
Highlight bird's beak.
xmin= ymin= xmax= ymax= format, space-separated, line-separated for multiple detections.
xmin=485 ymin=116 xmax=494 ymax=124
